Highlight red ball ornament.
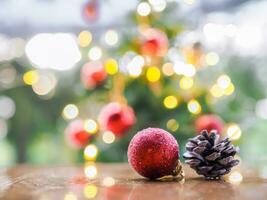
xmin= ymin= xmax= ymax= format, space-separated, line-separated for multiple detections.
xmin=128 ymin=128 xmax=179 ymax=179
xmin=65 ymin=119 xmax=90 ymax=149
xmin=98 ymin=103 xmax=136 ymax=137
xmin=81 ymin=61 xmax=107 ymax=89
xmin=141 ymin=28 xmax=168 ymax=57
xmin=195 ymin=114 xmax=224 ymax=134
xmin=82 ymin=0 xmax=98 ymax=22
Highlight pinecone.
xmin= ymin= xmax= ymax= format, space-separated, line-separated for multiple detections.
xmin=183 ymin=130 xmax=239 ymax=179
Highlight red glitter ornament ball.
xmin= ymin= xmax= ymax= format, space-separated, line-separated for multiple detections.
xmin=98 ymin=103 xmax=136 ymax=137
xmin=195 ymin=114 xmax=224 ymax=134
xmin=65 ymin=119 xmax=90 ymax=149
xmin=81 ymin=61 xmax=107 ymax=89
xmin=128 ymin=128 xmax=179 ymax=179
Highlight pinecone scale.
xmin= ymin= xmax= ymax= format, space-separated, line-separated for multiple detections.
xmin=183 ymin=130 xmax=239 ymax=179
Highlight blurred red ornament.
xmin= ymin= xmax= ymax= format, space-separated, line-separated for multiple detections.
xmin=65 ymin=119 xmax=90 ymax=149
xmin=81 ymin=61 xmax=107 ymax=89
xmin=141 ymin=28 xmax=168 ymax=57
xmin=98 ymin=103 xmax=136 ymax=137
xmin=83 ymin=0 xmax=98 ymax=22
xmin=195 ymin=114 xmax=224 ymax=134
xmin=128 ymin=128 xmax=179 ymax=179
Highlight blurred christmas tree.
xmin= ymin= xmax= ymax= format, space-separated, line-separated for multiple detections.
xmin=0 ymin=0 xmax=267 ymax=170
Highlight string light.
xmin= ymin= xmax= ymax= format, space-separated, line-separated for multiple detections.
xmin=104 ymin=30 xmax=119 ymax=46
xmin=84 ymin=144 xmax=98 ymax=161
xmin=224 ymin=83 xmax=235 ymax=96
xmin=78 ymin=31 xmax=92 ymax=47
xmin=84 ymin=164 xmax=97 ymax=179
xmin=62 ymin=104 xmax=79 ymax=120
xmin=88 ymin=46 xmax=102 ymax=61
xmin=180 ymin=76 xmax=194 ymax=90
xmin=84 ymin=119 xmax=98 ymax=134
xmin=210 ymin=84 xmax=224 ymax=98
xmin=205 ymin=52 xmax=219 ymax=66
xmin=137 ymin=2 xmax=151 ymax=16
xmin=162 ymin=62 xmax=174 ymax=76
xmin=163 ymin=96 xmax=178 ymax=109
xmin=23 ymin=70 xmax=39 ymax=85
xmin=105 ymin=58 xmax=118 ymax=75
xmin=146 ymin=66 xmax=161 ymax=82
xmin=102 ymin=176 xmax=115 ymax=187
xmin=227 ymin=124 xmax=242 ymax=140
xmin=127 ymin=55 xmax=145 ymax=77
xmin=187 ymin=99 xmax=201 ymax=114
xmin=166 ymin=119 xmax=179 ymax=132
xmin=102 ymin=131 xmax=115 ymax=144
xmin=83 ymin=184 xmax=98 ymax=199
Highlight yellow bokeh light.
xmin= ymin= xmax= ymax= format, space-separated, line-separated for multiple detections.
xmin=146 ymin=67 xmax=161 ymax=82
xmin=102 ymin=131 xmax=116 ymax=144
xmin=137 ymin=2 xmax=151 ymax=16
xmin=64 ymin=193 xmax=77 ymax=200
xmin=162 ymin=62 xmax=174 ymax=76
xmin=23 ymin=70 xmax=39 ymax=85
xmin=83 ymin=184 xmax=98 ymax=199
xmin=102 ymin=176 xmax=115 ymax=187
xmin=163 ymin=96 xmax=178 ymax=109
xmin=187 ymin=99 xmax=202 ymax=114
xmin=217 ymin=74 xmax=231 ymax=89
xmin=88 ymin=46 xmax=102 ymax=61
xmin=206 ymin=52 xmax=220 ymax=66
xmin=228 ymin=171 xmax=243 ymax=185
xmin=227 ymin=124 xmax=242 ymax=140
xmin=105 ymin=59 xmax=118 ymax=75
xmin=224 ymin=83 xmax=235 ymax=96
xmin=62 ymin=104 xmax=79 ymax=120
xmin=105 ymin=30 xmax=119 ymax=46
xmin=180 ymin=76 xmax=194 ymax=90
xmin=84 ymin=164 xmax=97 ymax=179
xmin=210 ymin=84 xmax=224 ymax=98
xmin=78 ymin=31 xmax=92 ymax=47
xmin=166 ymin=119 xmax=179 ymax=132
xmin=84 ymin=119 xmax=98 ymax=134
xmin=183 ymin=0 xmax=195 ymax=5
xmin=84 ymin=144 xmax=98 ymax=161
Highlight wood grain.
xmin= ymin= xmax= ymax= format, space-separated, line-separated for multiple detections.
xmin=0 ymin=164 xmax=266 ymax=200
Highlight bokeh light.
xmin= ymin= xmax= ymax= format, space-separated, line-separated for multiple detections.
xmin=102 ymin=131 xmax=115 ymax=144
xmin=32 ymin=72 xmax=57 ymax=96
xmin=146 ymin=66 xmax=161 ymax=82
xmin=25 ymin=33 xmax=81 ymax=70
xmin=78 ymin=30 xmax=92 ymax=47
xmin=166 ymin=119 xmax=179 ymax=132
xmin=84 ymin=119 xmax=98 ymax=134
xmin=227 ymin=171 xmax=243 ymax=185
xmin=227 ymin=124 xmax=242 ymax=140
xmin=149 ymin=0 xmax=167 ymax=12
xmin=163 ymin=96 xmax=178 ymax=109
xmin=137 ymin=2 xmax=151 ymax=16
xmin=162 ymin=62 xmax=175 ymax=76
xmin=102 ymin=176 xmax=115 ymax=187
xmin=64 ymin=193 xmax=77 ymax=200
xmin=88 ymin=46 xmax=102 ymax=61
xmin=0 ymin=96 xmax=16 ymax=119
xmin=105 ymin=58 xmax=119 ymax=75
xmin=104 ymin=30 xmax=119 ymax=46
xmin=187 ymin=99 xmax=201 ymax=114
xmin=217 ymin=74 xmax=231 ymax=89
xmin=84 ymin=164 xmax=97 ymax=179
xmin=23 ymin=70 xmax=39 ymax=85
xmin=180 ymin=76 xmax=194 ymax=90
xmin=83 ymin=184 xmax=98 ymax=199
xmin=84 ymin=144 xmax=98 ymax=161
xmin=205 ymin=52 xmax=220 ymax=66
xmin=127 ymin=55 xmax=145 ymax=77
xmin=62 ymin=104 xmax=79 ymax=120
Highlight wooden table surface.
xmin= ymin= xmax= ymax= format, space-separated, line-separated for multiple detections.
xmin=0 ymin=163 xmax=266 ymax=200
